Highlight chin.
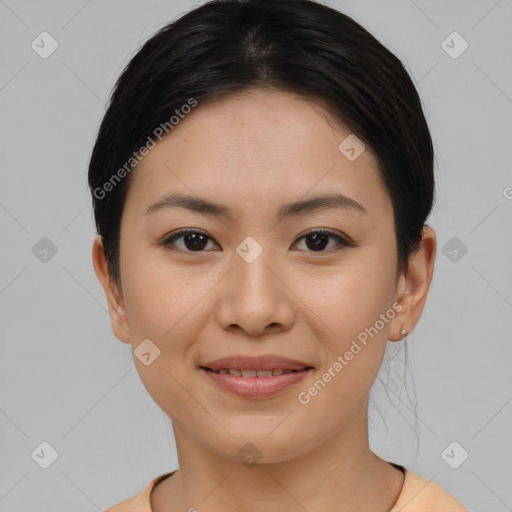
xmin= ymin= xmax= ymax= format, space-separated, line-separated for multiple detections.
xmin=199 ymin=423 xmax=314 ymax=465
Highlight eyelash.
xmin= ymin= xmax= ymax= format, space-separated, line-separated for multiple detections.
xmin=160 ymin=228 xmax=354 ymax=253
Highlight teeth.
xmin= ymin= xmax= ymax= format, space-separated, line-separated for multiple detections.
xmin=210 ymin=368 xmax=304 ymax=377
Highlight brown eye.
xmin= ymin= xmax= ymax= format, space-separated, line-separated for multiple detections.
xmin=161 ymin=228 xmax=353 ymax=253
xmin=161 ymin=229 xmax=218 ymax=252
xmin=294 ymin=229 xmax=352 ymax=252
xmin=305 ymin=232 xmax=330 ymax=251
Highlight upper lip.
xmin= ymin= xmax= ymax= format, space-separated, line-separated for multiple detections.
xmin=201 ymin=355 xmax=314 ymax=371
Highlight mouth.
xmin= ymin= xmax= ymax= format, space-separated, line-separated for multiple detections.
xmin=201 ymin=367 xmax=314 ymax=377
xmin=199 ymin=366 xmax=314 ymax=400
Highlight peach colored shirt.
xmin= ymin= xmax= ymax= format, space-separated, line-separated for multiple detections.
xmin=104 ymin=465 xmax=468 ymax=511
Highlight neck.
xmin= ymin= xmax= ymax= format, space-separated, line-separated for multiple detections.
xmin=151 ymin=402 xmax=404 ymax=512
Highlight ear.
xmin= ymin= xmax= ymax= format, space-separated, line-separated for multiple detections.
xmin=389 ymin=225 xmax=437 ymax=341
xmin=91 ymin=235 xmax=131 ymax=344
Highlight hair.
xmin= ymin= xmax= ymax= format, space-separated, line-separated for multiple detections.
xmin=88 ymin=0 xmax=434 ymax=287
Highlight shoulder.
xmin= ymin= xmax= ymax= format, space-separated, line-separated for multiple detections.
xmin=104 ymin=471 xmax=176 ymax=512
xmin=104 ymin=467 xmax=468 ymax=512
xmin=392 ymin=467 xmax=468 ymax=511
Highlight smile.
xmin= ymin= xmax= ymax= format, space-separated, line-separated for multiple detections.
xmin=203 ymin=368 xmax=304 ymax=377
xmin=200 ymin=366 xmax=314 ymax=399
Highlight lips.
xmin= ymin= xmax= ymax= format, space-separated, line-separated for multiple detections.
xmin=199 ymin=355 xmax=314 ymax=399
xmin=206 ymin=368 xmax=300 ymax=377
xmin=200 ymin=354 xmax=314 ymax=373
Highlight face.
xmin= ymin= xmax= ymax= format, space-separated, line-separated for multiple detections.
xmin=95 ymin=88 xmax=427 ymax=465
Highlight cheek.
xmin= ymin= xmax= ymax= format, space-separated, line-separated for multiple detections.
xmin=121 ymin=248 xmax=210 ymax=342
xmin=293 ymin=269 xmax=395 ymax=422
xmin=300 ymin=255 xmax=396 ymax=340
xmin=296 ymin=250 xmax=397 ymax=390
xmin=119 ymin=253 xmax=210 ymax=413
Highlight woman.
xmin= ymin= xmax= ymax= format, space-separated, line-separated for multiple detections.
xmin=89 ymin=0 xmax=468 ymax=510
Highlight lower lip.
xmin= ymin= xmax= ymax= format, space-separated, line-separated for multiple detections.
xmin=201 ymin=368 xmax=313 ymax=399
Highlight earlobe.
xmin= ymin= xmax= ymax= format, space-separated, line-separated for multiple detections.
xmin=91 ymin=235 xmax=132 ymax=344
xmin=389 ymin=226 xmax=437 ymax=342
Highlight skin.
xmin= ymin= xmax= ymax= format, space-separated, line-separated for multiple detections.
xmin=92 ymin=88 xmax=436 ymax=512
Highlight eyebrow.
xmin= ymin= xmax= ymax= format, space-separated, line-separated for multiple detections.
xmin=144 ymin=192 xmax=366 ymax=220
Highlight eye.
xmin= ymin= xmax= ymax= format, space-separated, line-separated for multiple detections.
xmin=161 ymin=228 xmax=353 ymax=253
xmin=293 ymin=228 xmax=353 ymax=252
xmin=160 ymin=229 xmax=219 ymax=252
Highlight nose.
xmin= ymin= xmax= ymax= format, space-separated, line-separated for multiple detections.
xmin=214 ymin=251 xmax=295 ymax=337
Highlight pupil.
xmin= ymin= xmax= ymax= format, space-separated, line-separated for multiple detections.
xmin=185 ymin=233 xmax=207 ymax=251
xmin=307 ymin=233 xmax=328 ymax=251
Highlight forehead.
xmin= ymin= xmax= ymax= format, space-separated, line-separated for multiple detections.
xmin=126 ymin=88 xmax=391 ymax=219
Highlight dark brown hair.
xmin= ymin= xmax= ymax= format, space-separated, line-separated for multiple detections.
xmin=88 ymin=0 xmax=434 ymax=285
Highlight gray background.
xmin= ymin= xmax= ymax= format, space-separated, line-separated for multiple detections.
xmin=1 ymin=0 xmax=511 ymax=510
